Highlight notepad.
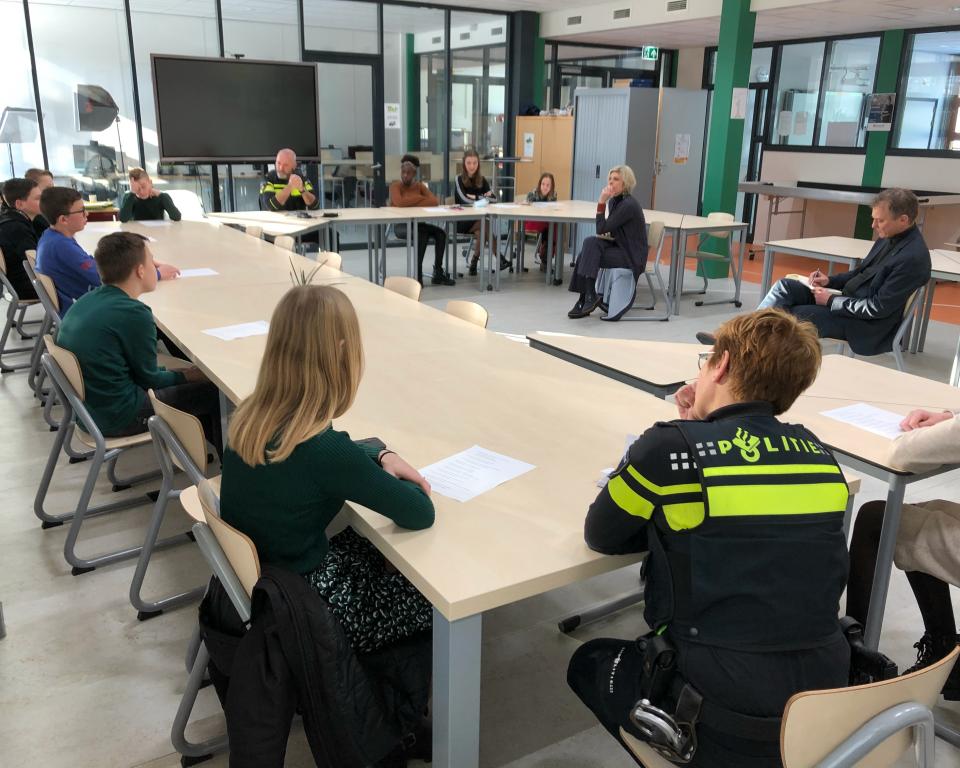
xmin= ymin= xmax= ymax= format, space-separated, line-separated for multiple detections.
xmin=821 ymin=403 xmax=904 ymax=440
xmin=420 ymin=445 xmax=535 ymax=503
xmin=178 ymin=268 xmax=219 ymax=278
xmin=202 ymin=320 xmax=269 ymax=341
xmin=785 ymin=274 xmax=842 ymax=296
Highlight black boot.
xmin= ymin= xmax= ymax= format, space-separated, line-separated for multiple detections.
xmin=904 ymin=632 xmax=960 ymax=698
xmin=567 ymin=293 xmax=586 ymax=318
xmin=579 ymin=278 xmax=602 ymax=316
xmin=468 ymin=257 xmax=479 ymax=277
xmin=432 ymin=267 xmax=456 ymax=286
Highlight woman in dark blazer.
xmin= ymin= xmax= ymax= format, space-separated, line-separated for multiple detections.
xmin=568 ymin=164 xmax=648 ymax=319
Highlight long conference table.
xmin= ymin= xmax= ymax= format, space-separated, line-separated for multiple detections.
xmin=209 ymin=202 xmax=749 ymax=315
xmin=76 ymin=219 xmax=680 ymax=768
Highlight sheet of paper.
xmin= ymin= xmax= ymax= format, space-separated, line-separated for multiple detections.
xmin=821 ymin=403 xmax=904 ymax=440
xmin=490 ymin=203 xmax=520 ymax=209
xmin=784 ymin=274 xmax=841 ymax=295
xmin=202 ymin=320 xmax=269 ymax=341
xmin=138 ymin=220 xmax=173 ymax=227
xmin=178 ymin=268 xmax=219 ymax=278
xmin=422 ymin=207 xmax=448 ymax=213
xmin=420 ymin=445 xmax=535 ymax=503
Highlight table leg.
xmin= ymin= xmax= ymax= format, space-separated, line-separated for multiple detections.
xmin=367 ymin=226 xmax=374 ymax=282
xmin=799 ymin=199 xmax=808 ymax=238
xmin=951 ymin=334 xmax=960 ymax=387
xmin=673 ymin=230 xmax=689 ymax=316
xmin=557 ymin=224 xmax=566 ymax=284
xmin=734 ymin=228 xmax=746 ymax=307
xmin=761 ymin=245 xmax=775 ymax=297
xmin=412 ymin=220 xmax=418 ymax=281
xmin=545 ymin=222 xmax=554 ymax=286
xmin=319 ymin=163 xmax=326 ymax=211
xmin=863 ymin=475 xmax=906 ymax=650
xmin=433 ymin=609 xmax=482 ymax=768
xmin=481 ymin=216 xmax=492 ymax=292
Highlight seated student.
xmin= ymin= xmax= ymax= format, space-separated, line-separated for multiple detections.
xmin=36 ymin=187 xmax=179 ymax=314
xmin=454 ymin=147 xmax=506 ymax=276
xmin=524 ymin=171 xmax=558 ymax=271
xmin=56 ymin=232 xmax=221 ymax=452
xmin=847 ymin=407 xmax=960 ymax=698
xmin=260 ymin=148 xmax=320 ymax=212
xmin=219 ymin=285 xmax=433 ymax=760
xmin=119 ymin=167 xmax=182 ymax=222
xmin=0 ymin=177 xmax=42 ymax=300
xmin=567 ymin=165 xmax=647 ymax=320
xmin=757 ymin=188 xmax=931 ymax=356
xmin=24 ymin=168 xmax=54 ymax=236
xmin=568 ymin=309 xmax=850 ymax=768
xmin=389 ymin=158 xmax=454 ymax=286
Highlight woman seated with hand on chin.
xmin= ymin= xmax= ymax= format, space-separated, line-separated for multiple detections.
xmin=567 ymin=164 xmax=647 ymax=320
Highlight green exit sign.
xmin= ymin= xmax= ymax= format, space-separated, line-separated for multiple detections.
xmin=642 ymin=46 xmax=659 ymax=61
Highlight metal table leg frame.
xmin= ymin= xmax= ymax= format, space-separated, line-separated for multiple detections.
xmin=171 ymin=640 xmax=228 ymax=764
xmin=433 ymin=609 xmax=482 ymax=768
xmin=863 ymin=474 xmax=906 ymax=650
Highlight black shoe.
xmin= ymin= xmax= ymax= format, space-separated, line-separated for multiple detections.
xmin=579 ymin=282 xmax=602 ymax=317
xmin=903 ymin=631 xmax=960 ymax=699
xmin=567 ymin=295 xmax=586 ymax=318
xmin=431 ymin=269 xmax=456 ymax=286
xmin=499 ymin=256 xmax=512 ymax=272
xmin=468 ymin=259 xmax=478 ymax=277
xmin=695 ymin=331 xmax=716 ymax=346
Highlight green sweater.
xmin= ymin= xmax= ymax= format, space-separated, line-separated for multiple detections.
xmin=119 ymin=192 xmax=182 ymax=222
xmin=220 ymin=428 xmax=435 ymax=575
xmin=56 ymin=285 xmax=185 ymax=434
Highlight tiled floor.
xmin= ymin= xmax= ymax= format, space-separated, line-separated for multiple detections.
xmin=3 ymin=242 xmax=960 ymax=767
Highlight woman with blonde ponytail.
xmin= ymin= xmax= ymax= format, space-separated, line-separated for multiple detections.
xmin=221 ymin=284 xmax=435 ymax=657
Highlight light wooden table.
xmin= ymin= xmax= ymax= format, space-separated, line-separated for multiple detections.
xmin=130 ymin=224 xmax=681 ymax=768
xmin=526 ymin=332 xmax=699 ymax=398
xmin=761 ymin=236 xmax=872 ymax=297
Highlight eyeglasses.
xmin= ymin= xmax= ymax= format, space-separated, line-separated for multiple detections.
xmin=697 ymin=352 xmax=711 ymax=370
xmin=65 ymin=208 xmax=88 ymax=218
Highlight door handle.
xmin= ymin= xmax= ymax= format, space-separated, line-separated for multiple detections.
xmin=595 ymin=165 xmax=600 ymax=179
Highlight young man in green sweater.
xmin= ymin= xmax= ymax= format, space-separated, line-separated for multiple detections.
xmin=119 ymin=167 xmax=182 ymax=222
xmin=56 ymin=231 xmax=221 ymax=453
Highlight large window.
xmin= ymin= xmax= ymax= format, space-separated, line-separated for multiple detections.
xmin=895 ymin=30 xmax=960 ymax=151
xmin=817 ymin=37 xmax=879 ymax=147
xmin=29 ymin=0 xmax=138 ymax=198
xmin=771 ymin=42 xmax=825 ymax=146
xmin=0 ymin=0 xmax=44 ymax=174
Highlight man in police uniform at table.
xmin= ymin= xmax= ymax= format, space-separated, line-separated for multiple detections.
xmin=568 ymin=309 xmax=851 ymax=768
xmin=259 ymin=148 xmax=320 ymax=212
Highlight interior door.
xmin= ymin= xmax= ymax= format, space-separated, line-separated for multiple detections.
xmin=653 ymin=89 xmax=708 ymax=215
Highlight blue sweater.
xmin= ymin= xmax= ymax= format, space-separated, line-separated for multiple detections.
xmin=36 ymin=228 xmax=100 ymax=314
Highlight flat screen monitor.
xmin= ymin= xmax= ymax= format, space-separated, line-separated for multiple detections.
xmin=151 ymin=54 xmax=319 ymax=162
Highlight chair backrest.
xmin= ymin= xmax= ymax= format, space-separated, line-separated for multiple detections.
xmin=35 ymin=272 xmax=60 ymax=316
xmin=0 ymin=246 xmax=7 ymax=276
xmin=781 ymin=646 xmax=959 ymax=766
xmin=43 ymin=334 xmax=84 ymax=400
xmin=25 ymin=249 xmax=36 ymax=268
xmin=274 ymin=235 xmax=296 ymax=252
xmin=165 ymin=189 xmax=206 ymax=220
xmin=319 ymin=251 xmax=342 ymax=270
xmin=320 ymin=148 xmax=342 ymax=163
xmin=148 ymin=389 xmax=208 ymax=476
xmin=355 ymin=151 xmax=374 ymax=180
xmin=446 ymin=299 xmax=488 ymax=328
xmin=384 ymin=275 xmax=422 ymax=301
xmin=245 ymin=225 xmax=263 ymax=239
xmin=196 ymin=478 xmax=261 ymax=600
xmin=648 ymin=221 xmax=665 ymax=255
xmin=618 ymin=729 xmax=680 ymax=768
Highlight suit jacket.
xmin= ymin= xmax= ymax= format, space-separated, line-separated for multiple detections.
xmin=883 ymin=416 xmax=960 ymax=586
xmin=825 ymin=225 xmax=930 ymax=355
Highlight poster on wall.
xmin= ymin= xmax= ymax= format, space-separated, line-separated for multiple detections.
xmin=523 ymin=132 xmax=535 ymax=158
xmin=673 ymin=133 xmax=690 ymax=165
xmin=866 ymin=93 xmax=896 ymax=131
xmin=777 ymin=111 xmax=793 ymax=136
xmin=384 ymin=103 xmax=401 ymax=130
xmin=793 ymin=111 xmax=809 ymax=136
xmin=730 ymin=88 xmax=748 ymax=120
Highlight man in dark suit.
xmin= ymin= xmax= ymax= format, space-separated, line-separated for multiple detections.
xmin=757 ymin=188 xmax=930 ymax=356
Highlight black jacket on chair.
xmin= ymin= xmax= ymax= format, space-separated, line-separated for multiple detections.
xmin=199 ymin=567 xmax=431 ymax=768
xmin=0 ymin=207 xmax=39 ymax=300
xmin=825 ymin=225 xmax=930 ymax=356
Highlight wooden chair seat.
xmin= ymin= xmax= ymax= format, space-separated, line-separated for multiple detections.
xmin=75 ymin=428 xmax=153 ymax=450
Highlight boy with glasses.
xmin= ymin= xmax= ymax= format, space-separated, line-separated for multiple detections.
xmin=36 ymin=187 xmax=179 ymax=314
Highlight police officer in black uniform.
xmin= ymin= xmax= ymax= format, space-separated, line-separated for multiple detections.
xmin=259 ymin=148 xmax=320 ymax=212
xmin=568 ymin=309 xmax=850 ymax=767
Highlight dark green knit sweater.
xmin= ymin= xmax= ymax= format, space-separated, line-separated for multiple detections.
xmin=119 ymin=192 xmax=181 ymax=222
xmin=220 ymin=428 xmax=435 ymax=574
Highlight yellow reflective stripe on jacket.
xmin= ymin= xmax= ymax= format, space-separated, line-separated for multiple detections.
xmin=607 ymin=475 xmax=655 ymax=519
xmin=706 ymin=482 xmax=848 ymax=517
xmin=625 ymin=465 xmax=702 ymax=497
xmin=703 ymin=463 xmax=842 ymax=478
xmin=663 ymin=501 xmax=705 ymax=531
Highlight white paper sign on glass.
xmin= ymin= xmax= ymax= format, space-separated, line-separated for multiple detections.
xmin=420 ymin=445 xmax=535 ymax=503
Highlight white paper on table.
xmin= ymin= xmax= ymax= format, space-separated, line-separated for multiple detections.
xmin=178 ymin=268 xmax=219 ymax=278
xmin=490 ymin=203 xmax=520 ymax=209
xmin=597 ymin=433 xmax=641 ymax=487
xmin=138 ymin=220 xmax=173 ymax=227
xmin=421 ymin=207 xmax=448 ymax=213
xmin=420 ymin=445 xmax=535 ymax=503
xmin=202 ymin=320 xmax=269 ymax=341
xmin=531 ymin=201 xmax=559 ymax=208
xmin=821 ymin=403 xmax=904 ymax=440
xmin=496 ymin=332 xmax=530 ymax=344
